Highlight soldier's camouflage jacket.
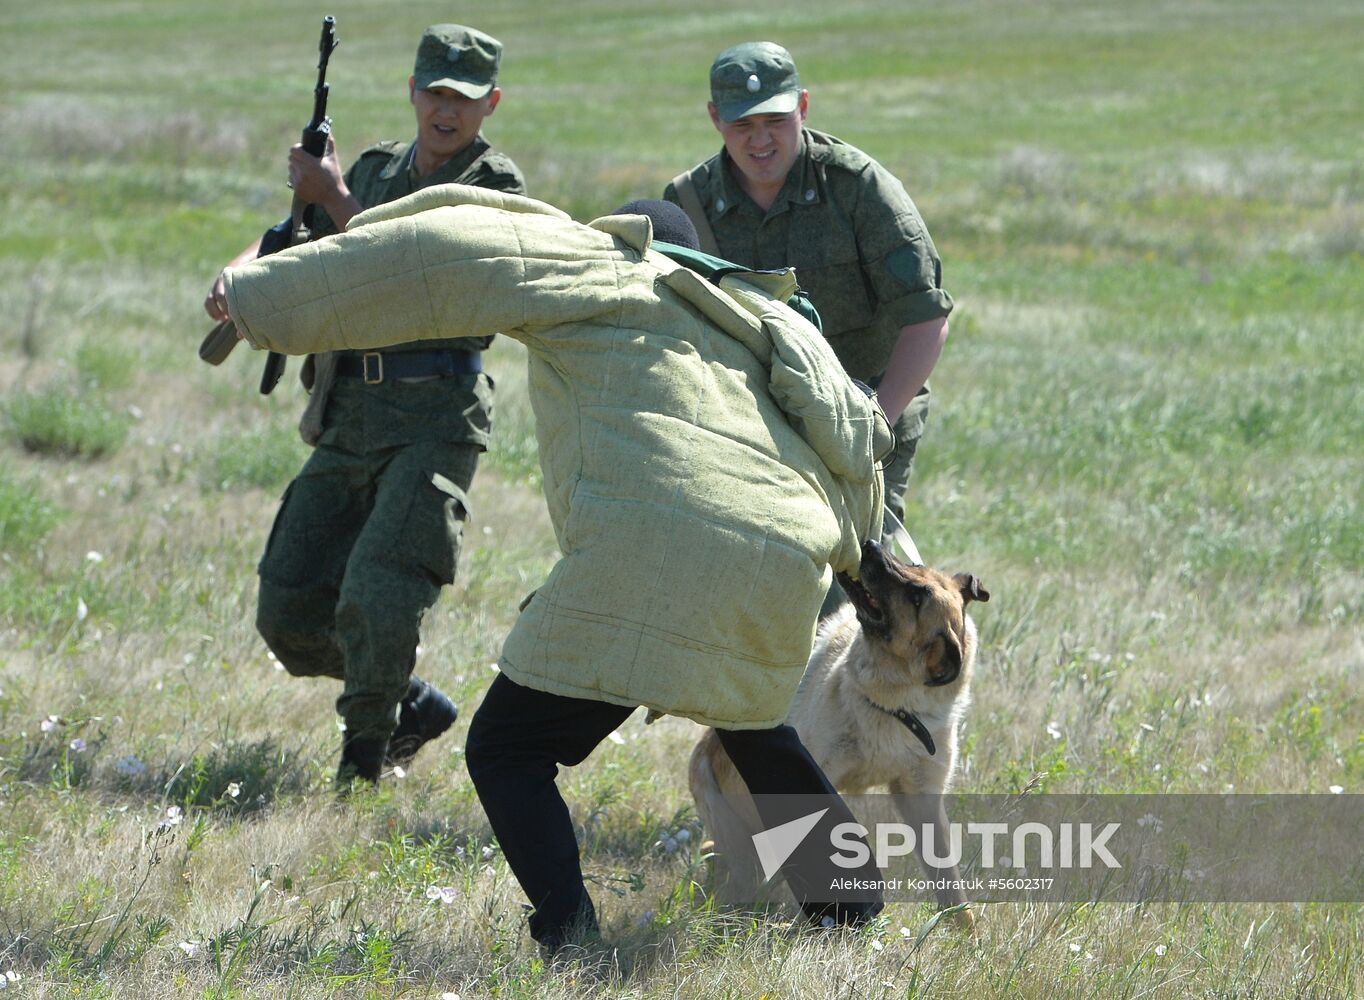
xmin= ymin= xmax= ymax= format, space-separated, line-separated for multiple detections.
xmin=664 ymin=127 xmax=952 ymax=382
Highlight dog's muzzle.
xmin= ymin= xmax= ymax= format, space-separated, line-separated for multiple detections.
xmin=923 ymin=631 xmax=963 ymax=687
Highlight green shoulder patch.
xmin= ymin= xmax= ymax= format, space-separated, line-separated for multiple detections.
xmin=885 ymin=244 xmax=929 ymax=290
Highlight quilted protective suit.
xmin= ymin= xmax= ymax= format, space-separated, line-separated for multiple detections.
xmin=225 ymin=185 xmax=886 ymax=728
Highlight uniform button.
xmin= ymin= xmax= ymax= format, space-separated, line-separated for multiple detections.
xmin=716 ymin=198 xmax=726 ymax=212
xmin=805 ymin=189 xmax=816 ymax=201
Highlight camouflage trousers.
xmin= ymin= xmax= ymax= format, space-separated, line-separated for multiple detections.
xmin=255 ymin=435 xmax=479 ymax=742
xmin=879 ymin=385 xmax=930 ymax=537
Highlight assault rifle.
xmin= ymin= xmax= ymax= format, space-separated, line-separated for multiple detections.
xmin=199 ymin=15 xmax=339 ymax=395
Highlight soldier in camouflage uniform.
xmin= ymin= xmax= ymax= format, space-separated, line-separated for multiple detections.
xmin=664 ymin=42 xmax=953 ymax=577
xmin=204 ymin=25 xmax=526 ymax=787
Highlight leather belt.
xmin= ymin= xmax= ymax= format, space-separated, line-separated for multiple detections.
xmin=335 ymin=349 xmax=482 ymax=384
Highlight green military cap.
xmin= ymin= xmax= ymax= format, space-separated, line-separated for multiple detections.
xmin=709 ymin=41 xmax=802 ymax=122
xmin=413 ymin=24 xmax=502 ymax=98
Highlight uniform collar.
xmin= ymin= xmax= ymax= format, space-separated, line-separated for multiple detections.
xmin=379 ymin=134 xmax=492 ymax=183
xmin=710 ymin=129 xmax=823 ymax=219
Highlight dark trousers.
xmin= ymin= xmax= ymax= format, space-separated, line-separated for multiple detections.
xmin=465 ymin=673 xmax=883 ymax=947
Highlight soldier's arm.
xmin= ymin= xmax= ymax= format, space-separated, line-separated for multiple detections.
xmin=223 ymin=207 xmax=533 ymax=355
xmin=875 ymin=317 xmax=949 ymax=421
xmin=854 ymin=161 xmax=953 ymax=418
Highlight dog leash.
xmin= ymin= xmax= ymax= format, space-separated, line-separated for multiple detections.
xmin=882 ymin=507 xmax=925 ymax=567
xmin=866 ymin=698 xmax=936 ymax=756
xmin=863 ymin=509 xmax=931 ymax=751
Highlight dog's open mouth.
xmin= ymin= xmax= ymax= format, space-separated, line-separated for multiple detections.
xmin=837 ymin=572 xmax=886 ymax=627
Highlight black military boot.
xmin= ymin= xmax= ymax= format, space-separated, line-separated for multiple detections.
xmin=386 ymin=677 xmax=459 ymax=766
xmin=335 ymin=734 xmax=388 ymax=793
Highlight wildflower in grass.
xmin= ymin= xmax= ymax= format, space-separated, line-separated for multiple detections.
xmin=1154 ymin=944 xmax=1168 ymax=957
xmin=157 ymin=805 xmax=184 ymax=833
xmin=69 ymin=738 xmax=87 ymax=753
xmin=113 ymin=753 xmax=145 ymax=774
xmin=481 ymin=845 xmax=496 ymax=860
xmin=40 ymin=716 xmax=61 ymax=733
xmin=178 ymin=941 xmax=200 ymax=958
xmin=655 ymin=826 xmax=690 ymax=854
xmin=226 ymin=782 xmax=241 ymax=799
xmin=1137 ymin=813 xmax=1164 ymax=833
xmin=425 ymin=885 xmax=458 ymax=904
xmin=86 ymin=551 xmax=103 ymax=563
xmin=1046 ymin=721 xmax=1062 ymax=740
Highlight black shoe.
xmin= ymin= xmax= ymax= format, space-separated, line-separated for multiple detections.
xmin=803 ymin=897 xmax=884 ymax=929
xmin=335 ymin=734 xmax=387 ymax=793
xmin=386 ymin=677 xmax=458 ymax=766
xmin=535 ymin=902 xmax=610 ymax=975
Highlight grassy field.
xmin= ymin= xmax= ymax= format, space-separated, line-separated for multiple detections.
xmin=1 ymin=0 xmax=1361 ymax=996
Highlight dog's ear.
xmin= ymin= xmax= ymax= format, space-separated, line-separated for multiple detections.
xmin=954 ymin=573 xmax=990 ymax=604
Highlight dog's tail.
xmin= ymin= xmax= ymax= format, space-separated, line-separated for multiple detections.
xmin=688 ymin=731 xmax=766 ymax=905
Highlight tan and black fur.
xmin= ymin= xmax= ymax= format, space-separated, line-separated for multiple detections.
xmin=689 ymin=540 xmax=988 ymax=925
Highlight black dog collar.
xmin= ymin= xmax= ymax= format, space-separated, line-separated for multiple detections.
xmin=866 ymin=698 xmax=936 ymax=756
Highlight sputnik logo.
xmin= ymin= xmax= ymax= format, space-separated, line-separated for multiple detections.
xmin=751 ymin=809 xmax=829 ymax=882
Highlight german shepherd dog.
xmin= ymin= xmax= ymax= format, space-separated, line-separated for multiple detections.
xmin=689 ymin=540 xmax=988 ymax=925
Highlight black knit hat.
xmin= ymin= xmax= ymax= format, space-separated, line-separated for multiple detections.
xmin=611 ymin=199 xmax=701 ymax=251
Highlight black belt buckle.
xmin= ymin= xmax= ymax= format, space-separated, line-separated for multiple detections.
xmin=362 ymin=351 xmax=384 ymax=384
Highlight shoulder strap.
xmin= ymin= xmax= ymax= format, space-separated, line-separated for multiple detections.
xmin=652 ymin=242 xmax=824 ymax=333
xmin=670 ymin=169 xmax=721 ymax=257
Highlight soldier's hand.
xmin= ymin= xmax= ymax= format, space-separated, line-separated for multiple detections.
xmin=288 ymin=133 xmax=346 ymax=206
xmin=204 ymin=238 xmax=263 ymax=323
xmin=204 ymin=269 xmax=231 ymax=322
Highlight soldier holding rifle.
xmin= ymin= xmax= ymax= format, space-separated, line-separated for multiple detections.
xmin=203 ymin=23 xmax=526 ymax=788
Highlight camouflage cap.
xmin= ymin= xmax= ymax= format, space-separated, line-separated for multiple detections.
xmin=709 ymin=42 xmax=802 ymax=122
xmin=413 ymin=24 xmax=501 ymax=98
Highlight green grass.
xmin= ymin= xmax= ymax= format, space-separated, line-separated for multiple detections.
xmin=0 ymin=0 xmax=1361 ymax=996
xmin=0 ymin=470 xmax=61 ymax=552
xmin=5 ymin=387 xmax=131 ymax=459
xmin=200 ymin=423 xmax=311 ymax=494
